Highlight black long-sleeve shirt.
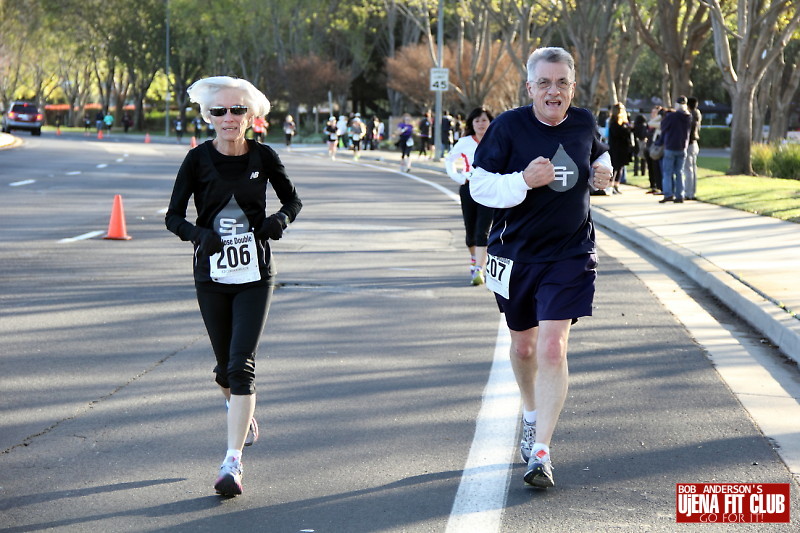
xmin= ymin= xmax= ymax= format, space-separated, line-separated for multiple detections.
xmin=166 ymin=139 xmax=302 ymax=282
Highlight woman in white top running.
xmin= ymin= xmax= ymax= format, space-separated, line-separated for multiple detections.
xmin=445 ymin=106 xmax=495 ymax=285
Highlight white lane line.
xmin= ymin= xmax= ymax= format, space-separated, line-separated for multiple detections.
xmin=66 ymin=171 xmax=81 ymax=175
xmin=58 ymin=230 xmax=104 ymax=243
xmin=446 ymin=316 xmax=518 ymax=533
xmin=10 ymin=179 xmax=36 ymax=186
xmin=97 ymin=163 xmax=108 ymax=169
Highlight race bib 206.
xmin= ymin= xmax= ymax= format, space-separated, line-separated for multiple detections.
xmin=210 ymin=231 xmax=260 ymax=284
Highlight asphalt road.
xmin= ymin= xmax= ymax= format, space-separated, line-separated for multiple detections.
xmin=0 ymin=134 xmax=797 ymax=532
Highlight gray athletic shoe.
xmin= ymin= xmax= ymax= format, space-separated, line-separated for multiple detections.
xmin=520 ymin=418 xmax=536 ymax=463
xmin=524 ymin=449 xmax=554 ymax=488
xmin=214 ymin=457 xmax=243 ymax=496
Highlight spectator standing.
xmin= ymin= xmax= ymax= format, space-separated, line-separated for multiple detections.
xmin=632 ymin=114 xmax=648 ymax=177
xmin=469 ymin=47 xmax=612 ymax=488
xmin=607 ymin=102 xmax=634 ymax=194
xmin=83 ymin=113 xmax=92 ymax=135
xmin=418 ymin=111 xmax=433 ymax=159
xmin=683 ymin=97 xmax=702 ymax=200
xmin=658 ymin=97 xmax=692 ymax=203
xmin=95 ymin=111 xmax=104 ymax=133
xmin=441 ymin=111 xmax=454 ymax=154
xmin=375 ymin=117 xmax=385 ymax=149
xmin=122 ymin=113 xmax=132 ymax=133
xmin=645 ymin=106 xmax=664 ymax=194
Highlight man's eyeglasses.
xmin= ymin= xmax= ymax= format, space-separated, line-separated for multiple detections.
xmin=533 ymin=79 xmax=573 ymax=91
xmin=209 ymin=105 xmax=248 ymax=117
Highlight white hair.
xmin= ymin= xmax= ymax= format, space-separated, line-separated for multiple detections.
xmin=526 ymin=47 xmax=575 ymax=82
xmin=187 ymin=76 xmax=271 ymax=123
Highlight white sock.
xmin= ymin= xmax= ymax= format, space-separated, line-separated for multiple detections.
xmin=532 ymin=443 xmax=550 ymax=459
xmin=523 ymin=409 xmax=537 ymax=424
xmin=225 ymin=449 xmax=242 ymax=463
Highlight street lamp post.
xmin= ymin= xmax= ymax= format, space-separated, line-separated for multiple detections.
xmin=165 ymin=0 xmax=170 ymax=137
xmin=433 ymin=0 xmax=444 ymax=161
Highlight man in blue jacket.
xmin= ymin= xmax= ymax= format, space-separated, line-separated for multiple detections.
xmin=658 ymin=96 xmax=692 ymax=203
xmin=469 ymin=47 xmax=613 ymax=488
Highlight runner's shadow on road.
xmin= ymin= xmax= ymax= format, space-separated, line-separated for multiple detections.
xmin=0 ymin=478 xmax=187 ymax=512
xmin=0 ymin=479 xmax=228 ymax=533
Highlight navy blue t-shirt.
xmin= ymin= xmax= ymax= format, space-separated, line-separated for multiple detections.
xmin=473 ymin=105 xmax=606 ymax=263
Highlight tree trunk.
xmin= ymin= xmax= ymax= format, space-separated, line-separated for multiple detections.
xmin=728 ymin=87 xmax=755 ymax=175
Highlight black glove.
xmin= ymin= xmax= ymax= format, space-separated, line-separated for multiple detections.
xmin=257 ymin=212 xmax=289 ymax=240
xmin=191 ymin=226 xmax=224 ymax=256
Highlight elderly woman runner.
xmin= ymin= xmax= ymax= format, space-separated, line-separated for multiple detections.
xmin=165 ymin=76 xmax=302 ymax=497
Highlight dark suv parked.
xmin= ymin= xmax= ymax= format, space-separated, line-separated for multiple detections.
xmin=2 ymin=101 xmax=43 ymax=136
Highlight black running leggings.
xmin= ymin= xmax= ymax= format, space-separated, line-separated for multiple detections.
xmin=459 ymin=183 xmax=493 ymax=248
xmin=195 ymin=282 xmax=273 ymax=395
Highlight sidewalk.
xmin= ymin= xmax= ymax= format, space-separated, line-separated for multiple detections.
xmin=344 ymin=146 xmax=800 ymax=363
xmin=0 ymin=131 xmax=21 ymax=149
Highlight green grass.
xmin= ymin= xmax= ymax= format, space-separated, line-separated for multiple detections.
xmin=626 ymin=155 xmax=800 ymax=223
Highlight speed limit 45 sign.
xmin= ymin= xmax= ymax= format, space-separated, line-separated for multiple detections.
xmin=430 ymin=68 xmax=449 ymax=91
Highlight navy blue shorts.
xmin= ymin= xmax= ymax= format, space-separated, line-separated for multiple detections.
xmin=495 ymin=253 xmax=597 ymax=331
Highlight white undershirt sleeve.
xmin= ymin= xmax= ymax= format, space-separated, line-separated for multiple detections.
xmin=468 ymin=167 xmax=531 ymax=208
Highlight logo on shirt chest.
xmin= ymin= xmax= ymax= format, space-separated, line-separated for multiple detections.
xmin=548 ymin=144 xmax=579 ymax=192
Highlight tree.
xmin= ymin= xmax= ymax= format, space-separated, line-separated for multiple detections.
xmin=283 ymin=54 xmax=350 ymax=118
xmin=760 ymin=42 xmax=800 ymax=143
xmin=628 ymin=0 xmax=712 ymax=103
xmin=701 ymin=0 xmax=800 ymax=174
xmin=379 ymin=0 xmax=423 ymax=115
xmin=558 ymin=0 xmax=621 ymax=111
xmin=487 ymin=0 xmax=555 ymax=106
xmin=449 ymin=0 xmax=516 ymax=112
xmin=385 ymin=42 xmax=440 ymax=110
xmin=0 ymin=0 xmax=47 ymax=107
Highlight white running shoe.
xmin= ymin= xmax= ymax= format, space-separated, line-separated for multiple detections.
xmin=214 ymin=457 xmax=243 ymax=496
xmin=524 ymin=449 xmax=554 ymax=488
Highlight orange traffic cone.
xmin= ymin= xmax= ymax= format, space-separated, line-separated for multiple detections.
xmin=104 ymin=194 xmax=132 ymax=240
xmin=97 ymin=129 xmax=104 ymax=140
xmin=144 ymin=132 xmax=151 ymax=143
xmin=190 ymin=136 xmax=197 ymax=148
xmin=56 ymin=126 xmax=62 ymax=136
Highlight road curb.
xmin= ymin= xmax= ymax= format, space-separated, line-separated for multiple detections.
xmin=592 ymin=206 xmax=800 ymax=363
xmin=0 ymin=132 xmax=22 ymax=150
